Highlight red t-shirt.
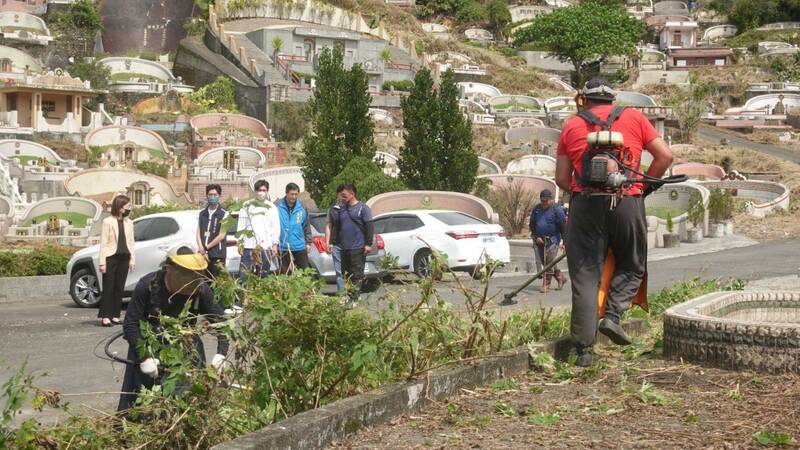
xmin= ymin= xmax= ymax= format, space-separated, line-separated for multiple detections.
xmin=556 ymin=104 xmax=660 ymax=195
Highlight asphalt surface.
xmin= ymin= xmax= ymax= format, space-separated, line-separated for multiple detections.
xmin=1 ymin=238 xmax=798 ymax=424
xmin=697 ymin=126 xmax=800 ymax=164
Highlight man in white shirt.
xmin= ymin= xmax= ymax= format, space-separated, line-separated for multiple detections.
xmin=237 ymin=180 xmax=280 ymax=281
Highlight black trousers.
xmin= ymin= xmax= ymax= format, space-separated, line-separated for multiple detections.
xmin=566 ymin=195 xmax=647 ymax=349
xmin=279 ymin=250 xmax=311 ymax=274
xmin=99 ymin=253 xmax=130 ymax=319
xmin=341 ymin=248 xmax=366 ymax=300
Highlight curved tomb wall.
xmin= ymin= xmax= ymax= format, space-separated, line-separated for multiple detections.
xmin=367 ymin=191 xmax=496 ymax=223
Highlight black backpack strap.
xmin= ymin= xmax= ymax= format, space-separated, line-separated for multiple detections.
xmin=578 ymin=106 xmax=626 ymax=130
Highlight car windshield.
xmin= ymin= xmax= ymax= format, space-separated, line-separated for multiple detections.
xmin=429 ymin=212 xmax=486 ymax=226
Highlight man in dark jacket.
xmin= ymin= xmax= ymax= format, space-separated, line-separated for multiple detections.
xmin=327 ymin=183 xmax=373 ymax=305
xmin=276 ymin=182 xmax=312 ymax=274
xmin=196 ymin=184 xmax=228 ymax=278
xmin=529 ymin=189 xmax=568 ymax=293
xmin=118 ymin=248 xmax=229 ymax=411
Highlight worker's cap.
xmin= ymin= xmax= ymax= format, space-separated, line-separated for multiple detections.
xmin=166 ymin=247 xmax=208 ymax=272
xmin=581 ymin=77 xmax=616 ymax=101
xmin=540 ymin=189 xmax=554 ymax=200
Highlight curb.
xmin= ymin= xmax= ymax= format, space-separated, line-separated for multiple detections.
xmin=213 ymin=319 xmax=648 ymax=450
xmin=0 ymin=275 xmax=68 ymax=304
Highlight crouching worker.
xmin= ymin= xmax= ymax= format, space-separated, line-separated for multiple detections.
xmin=118 ymin=248 xmax=230 ymax=412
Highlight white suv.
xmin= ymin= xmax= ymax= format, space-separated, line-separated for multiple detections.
xmin=66 ymin=210 xmax=240 ymax=308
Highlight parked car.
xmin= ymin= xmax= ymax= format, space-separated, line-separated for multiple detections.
xmin=306 ymin=212 xmax=387 ymax=284
xmin=223 ymin=212 xmax=387 ymax=284
xmin=67 ymin=210 xmax=239 ymax=308
xmin=372 ymin=210 xmax=510 ymax=277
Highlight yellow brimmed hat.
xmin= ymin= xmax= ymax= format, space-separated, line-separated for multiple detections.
xmin=166 ymin=247 xmax=208 ymax=272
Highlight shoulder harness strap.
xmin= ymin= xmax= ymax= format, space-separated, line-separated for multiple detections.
xmin=577 ymin=106 xmax=626 ymax=130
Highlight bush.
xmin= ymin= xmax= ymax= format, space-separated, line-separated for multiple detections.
xmin=129 ymin=203 xmax=186 ymax=220
xmin=381 ymin=79 xmax=414 ymax=92
xmin=321 ymin=157 xmax=406 ymax=208
xmin=189 ymin=76 xmax=238 ymax=113
xmin=483 ymin=180 xmax=538 ymax=237
xmin=687 ymin=190 xmax=705 ymax=228
xmin=66 ymin=59 xmax=111 ymax=91
xmin=135 ymin=161 xmax=170 ymax=178
xmin=269 ymin=102 xmax=309 ymax=142
xmin=708 ymin=188 xmax=734 ymax=223
xmin=0 ymin=246 xmax=74 ymax=277
xmin=456 ymin=0 xmax=488 ymax=25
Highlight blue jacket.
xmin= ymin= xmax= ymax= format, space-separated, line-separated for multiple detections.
xmin=276 ymin=197 xmax=312 ymax=252
xmin=529 ymin=204 xmax=566 ymax=246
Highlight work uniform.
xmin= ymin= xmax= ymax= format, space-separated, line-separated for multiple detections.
xmin=198 ymin=206 xmax=228 ymax=278
xmin=329 ymin=201 xmax=374 ymax=300
xmin=276 ymin=197 xmax=312 ymax=273
xmin=118 ymin=270 xmax=229 ymax=411
xmin=236 ymin=198 xmax=280 ymax=280
xmin=529 ymin=203 xmax=566 ymax=284
xmin=557 ymin=104 xmax=659 ymax=349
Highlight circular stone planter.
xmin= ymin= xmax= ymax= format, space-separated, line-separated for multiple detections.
xmin=664 ymin=291 xmax=800 ymax=373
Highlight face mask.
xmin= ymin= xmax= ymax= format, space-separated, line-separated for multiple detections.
xmin=208 ymin=195 xmax=219 ymax=205
xmin=256 ymin=191 xmax=268 ymax=200
xmin=122 ymin=209 xmax=131 ymax=217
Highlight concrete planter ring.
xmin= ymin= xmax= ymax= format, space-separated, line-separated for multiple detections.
xmin=708 ymin=222 xmax=725 ymax=238
xmin=663 ymin=233 xmax=681 ymax=248
xmin=687 ymin=227 xmax=703 ymax=243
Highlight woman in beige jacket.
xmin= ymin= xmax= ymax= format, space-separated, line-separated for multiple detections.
xmin=98 ymin=195 xmax=135 ymax=326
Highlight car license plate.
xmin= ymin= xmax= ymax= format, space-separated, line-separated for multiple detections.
xmin=483 ymin=236 xmax=495 ymax=243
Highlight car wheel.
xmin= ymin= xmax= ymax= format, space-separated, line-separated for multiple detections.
xmin=413 ymin=249 xmax=444 ymax=280
xmin=70 ymin=268 xmax=101 ymax=308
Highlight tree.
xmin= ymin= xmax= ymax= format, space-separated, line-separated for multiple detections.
xmin=399 ymin=68 xmax=478 ymax=193
xmin=321 ymin=157 xmax=407 ymax=207
xmin=398 ymin=68 xmax=441 ymax=190
xmin=513 ymin=0 xmax=644 ymax=86
xmin=301 ymin=47 xmax=376 ymax=204
xmin=437 ymin=69 xmax=478 ymax=193
xmin=189 ymin=76 xmax=238 ymax=112
xmin=67 ymin=58 xmax=111 ymax=91
xmin=268 ymin=102 xmax=309 ymax=142
xmin=456 ymin=0 xmax=488 ymax=25
xmin=487 ymin=0 xmax=511 ymax=40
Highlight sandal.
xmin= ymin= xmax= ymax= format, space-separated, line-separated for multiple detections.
xmin=100 ymin=318 xmax=113 ymax=327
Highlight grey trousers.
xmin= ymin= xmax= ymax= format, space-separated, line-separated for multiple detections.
xmin=534 ymin=243 xmax=561 ymax=276
xmin=566 ymin=194 xmax=647 ymax=349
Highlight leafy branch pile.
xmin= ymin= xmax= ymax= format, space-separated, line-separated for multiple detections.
xmin=1 ymin=258 xmax=567 ymax=449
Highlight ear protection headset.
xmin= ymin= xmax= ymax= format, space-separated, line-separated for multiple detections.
xmin=574 ymin=84 xmax=618 ymax=109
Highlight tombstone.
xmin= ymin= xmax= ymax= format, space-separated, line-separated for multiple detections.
xmin=163 ymin=89 xmax=181 ymax=112
xmin=46 ymin=214 xmax=59 ymax=235
xmin=773 ymin=94 xmax=786 ymax=115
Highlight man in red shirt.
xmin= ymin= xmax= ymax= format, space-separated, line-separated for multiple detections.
xmin=555 ymin=78 xmax=673 ymax=366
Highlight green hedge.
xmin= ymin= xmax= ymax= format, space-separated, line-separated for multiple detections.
xmin=381 ymin=79 xmax=414 ymax=92
xmin=0 ymin=246 xmax=74 ymax=277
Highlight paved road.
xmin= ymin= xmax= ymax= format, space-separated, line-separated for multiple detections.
xmin=1 ymin=239 xmax=798 ymax=423
xmin=698 ymin=126 xmax=800 ymax=163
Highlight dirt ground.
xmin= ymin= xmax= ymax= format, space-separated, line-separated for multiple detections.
xmin=330 ymin=334 xmax=800 ymax=449
xmin=672 ymin=141 xmax=800 ymax=241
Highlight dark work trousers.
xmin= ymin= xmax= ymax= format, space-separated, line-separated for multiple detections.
xmin=566 ymin=194 xmax=647 ymax=349
xmin=207 ymin=257 xmax=225 ymax=280
xmin=98 ymin=253 xmax=130 ymax=319
xmin=341 ymin=248 xmax=367 ymax=300
xmin=118 ymin=338 xmax=206 ymax=412
xmin=279 ymin=250 xmax=311 ymax=274
xmin=535 ymin=242 xmax=561 ymax=277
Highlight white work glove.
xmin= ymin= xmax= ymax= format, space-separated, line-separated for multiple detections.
xmin=140 ymin=358 xmax=159 ymax=379
xmin=210 ymin=354 xmax=227 ymax=373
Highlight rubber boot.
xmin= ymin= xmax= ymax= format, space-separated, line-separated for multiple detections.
xmin=554 ymin=271 xmax=568 ymax=291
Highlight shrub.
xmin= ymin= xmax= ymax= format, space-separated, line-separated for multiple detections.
xmin=268 ymin=102 xmax=309 ymax=142
xmin=665 ymin=213 xmax=674 ymax=234
xmin=0 ymin=246 xmax=74 ymax=277
xmin=708 ymin=188 xmax=734 ymax=223
xmin=135 ymin=161 xmax=170 ymax=178
xmin=189 ymin=76 xmax=238 ymax=113
xmin=381 ymin=79 xmax=414 ymax=92
xmin=129 ymin=203 xmax=186 ymax=220
xmin=456 ymin=0 xmax=488 ymax=25
xmin=484 ymin=180 xmax=538 ymax=237
xmin=687 ymin=190 xmax=705 ymax=228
